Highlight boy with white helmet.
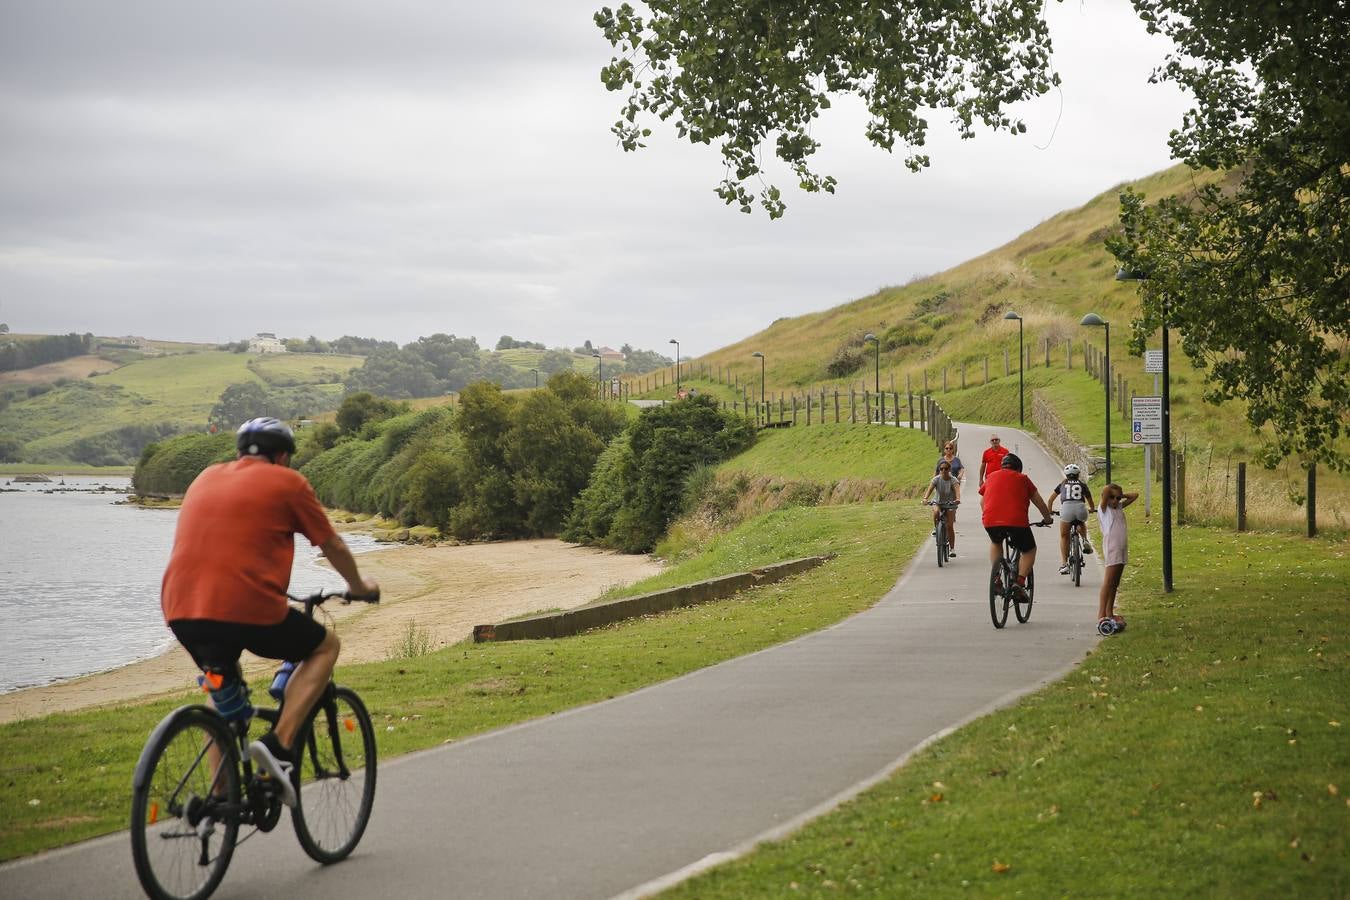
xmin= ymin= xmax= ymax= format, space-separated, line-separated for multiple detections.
xmin=1046 ymin=463 xmax=1096 ymax=575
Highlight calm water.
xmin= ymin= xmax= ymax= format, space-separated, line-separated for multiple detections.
xmin=0 ymin=476 xmax=381 ymax=693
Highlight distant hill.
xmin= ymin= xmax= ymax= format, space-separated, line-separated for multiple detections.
xmin=656 ymin=164 xmax=1277 ymax=455
xmin=0 ymin=346 xmax=362 ymax=466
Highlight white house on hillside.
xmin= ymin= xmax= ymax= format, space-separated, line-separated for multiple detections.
xmin=247 ymin=332 xmax=287 ymax=354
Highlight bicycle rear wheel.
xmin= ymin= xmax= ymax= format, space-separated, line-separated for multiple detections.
xmin=1071 ymin=535 xmax=1082 ymax=587
xmin=1014 ymin=569 xmax=1035 ymax=623
xmin=131 ymin=707 xmax=241 ymax=900
xmin=292 ymin=686 xmax=377 ymax=864
xmin=936 ymin=519 xmax=946 ymax=567
xmin=989 ymin=560 xmax=1010 ymax=628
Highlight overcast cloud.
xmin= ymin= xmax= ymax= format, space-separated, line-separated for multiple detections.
xmin=0 ymin=1 xmax=1192 ymax=356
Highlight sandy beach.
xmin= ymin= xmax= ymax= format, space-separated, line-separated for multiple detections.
xmin=0 ymin=538 xmax=662 ymax=724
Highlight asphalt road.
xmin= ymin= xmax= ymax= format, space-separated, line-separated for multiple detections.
xmin=1 ymin=423 xmax=1101 ymax=900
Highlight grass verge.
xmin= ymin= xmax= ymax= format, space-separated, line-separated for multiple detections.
xmin=0 ymin=501 xmax=929 ymax=861
xmin=660 ymin=521 xmax=1350 ymax=898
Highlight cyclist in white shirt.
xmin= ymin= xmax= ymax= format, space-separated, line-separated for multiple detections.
xmin=1046 ymin=464 xmax=1096 ymax=575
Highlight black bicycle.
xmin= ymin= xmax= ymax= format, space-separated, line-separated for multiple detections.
xmin=131 ymin=590 xmax=379 ymax=900
xmin=1051 ymin=510 xmax=1090 ymax=587
xmin=925 ymin=499 xmax=960 ymax=567
xmin=989 ymin=523 xmax=1051 ymax=629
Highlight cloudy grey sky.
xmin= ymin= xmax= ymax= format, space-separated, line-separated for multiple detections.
xmin=0 ymin=1 xmax=1191 ymax=356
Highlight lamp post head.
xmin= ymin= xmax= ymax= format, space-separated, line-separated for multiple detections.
xmin=1080 ymin=313 xmax=1107 ymax=328
xmin=592 ymin=352 xmax=601 ymax=359
xmin=668 ymin=338 xmax=678 ymax=345
xmin=751 ymin=351 xmax=763 ymax=358
xmin=863 ymin=332 xmax=877 ymax=343
xmin=1003 ymin=311 xmax=1022 ymax=321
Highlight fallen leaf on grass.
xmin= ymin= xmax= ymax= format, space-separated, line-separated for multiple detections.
xmin=1328 ymin=784 xmax=1339 ymax=797
xmin=991 ymin=861 xmax=1011 ymax=874
xmin=924 ymin=793 xmax=945 ymax=804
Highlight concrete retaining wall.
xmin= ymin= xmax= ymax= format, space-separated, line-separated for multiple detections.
xmin=473 ymin=555 xmax=832 ymax=643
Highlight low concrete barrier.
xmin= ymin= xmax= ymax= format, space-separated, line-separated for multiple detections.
xmin=473 ymin=555 xmax=832 ymax=643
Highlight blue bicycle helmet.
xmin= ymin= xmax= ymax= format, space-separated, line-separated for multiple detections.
xmin=1000 ymin=452 xmax=1023 ymax=472
xmin=236 ymin=417 xmax=296 ymax=458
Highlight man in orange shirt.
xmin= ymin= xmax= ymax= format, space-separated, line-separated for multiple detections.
xmin=162 ymin=417 xmax=378 ymax=806
xmin=979 ymin=453 xmax=1053 ymax=601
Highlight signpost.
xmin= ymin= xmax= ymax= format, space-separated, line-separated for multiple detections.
xmin=1144 ymin=350 xmax=1163 ymax=374
xmin=1133 ymin=395 xmax=1162 ymax=515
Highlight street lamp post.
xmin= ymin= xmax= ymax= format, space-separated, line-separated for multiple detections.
xmin=668 ymin=339 xmax=680 ymax=393
xmin=1003 ymin=311 xmax=1024 ymax=426
xmin=751 ymin=350 xmax=765 ymax=407
xmin=863 ymin=333 xmax=879 ymax=396
xmin=1117 ymin=267 xmax=1172 ymax=592
xmin=592 ymin=352 xmax=602 ymax=396
xmin=1080 ymin=314 xmax=1112 ymax=484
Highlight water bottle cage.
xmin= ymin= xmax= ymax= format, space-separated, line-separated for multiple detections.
xmin=197 ymin=667 xmax=254 ymax=723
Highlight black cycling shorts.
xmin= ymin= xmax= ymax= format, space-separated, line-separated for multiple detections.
xmin=169 ymin=609 xmax=328 ymax=672
xmin=985 ymin=525 xmax=1037 ymax=553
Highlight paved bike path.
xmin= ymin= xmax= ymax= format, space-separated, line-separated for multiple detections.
xmin=1 ymin=423 xmax=1102 ymax=900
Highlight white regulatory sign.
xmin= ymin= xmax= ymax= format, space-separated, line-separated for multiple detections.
xmin=1132 ymin=396 xmax=1163 ymax=444
xmin=1144 ymin=350 xmax=1164 ymax=374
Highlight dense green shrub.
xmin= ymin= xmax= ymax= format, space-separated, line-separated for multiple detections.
xmin=133 ymin=432 xmax=235 ymax=494
xmin=563 ymin=395 xmax=756 ymax=552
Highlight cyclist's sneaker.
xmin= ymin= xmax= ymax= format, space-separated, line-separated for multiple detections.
xmin=1059 ymin=564 xmax=1070 ymax=575
xmin=1010 ymin=583 xmax=1030 ymax=603
xmin=1082 ymin=540 xmax=1093 ymax=555
xmin=249 ymin=731 xmax=297 ymax=808
xmin=948 ymin=549 xmax=956 ymax=558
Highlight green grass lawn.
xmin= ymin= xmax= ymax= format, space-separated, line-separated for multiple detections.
xmin=661 ymin=520 xmax=1350 ymax=898
xmin=247 ymin=352 xmax=362 ymax=386
xmin=632 ymin=375 xmax=746 ymax=404
xmin=717 ymin=423 xmax=940 ymax=494
xmin=0 ymin=501 xmax=930 ymax=861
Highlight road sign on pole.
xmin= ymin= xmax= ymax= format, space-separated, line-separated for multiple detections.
xmin=1132 ymin=396 xmax=1163 ymax=444
xmin=1144 ymin=350 xmax=1164 ymax=374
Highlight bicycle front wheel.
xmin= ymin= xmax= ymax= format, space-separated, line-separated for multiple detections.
xmin=1014 ymin=569 xmax=1035 ymax=623
xmin=989 ymin=562 xmax=1010 ymax=628
xmin=1071 ymin=538 xmax=1082 ymax=587
xmin=131 ymin=707 xmax=241 ymax=900
xmin=292 ymin=686 xmax=377 ymax=864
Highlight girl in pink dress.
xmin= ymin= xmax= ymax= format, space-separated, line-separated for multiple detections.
xmin=1096 ymin=483 xmax=1138 ymax=634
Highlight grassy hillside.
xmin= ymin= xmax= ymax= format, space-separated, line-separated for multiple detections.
xmin=614 ymin=163 xmax=1343 ymax=529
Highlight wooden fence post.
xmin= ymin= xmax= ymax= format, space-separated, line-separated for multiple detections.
xmin=1003 ymin=349 xmax=1010 ymax=377
xmin=864 ymin=390 xmax=872 ymax=424
xmin=834 ymin=390 xmax=840 ymax=423
xmin=1044 ymin=338 xmax=1050 ymax=367
xmin=961 ymin=364 xmax=966 ymax=389
xmin=850 ymin=388 xmax=856 ymax=424
xmin=1176 ymin=449 xmax=1187 ymax=525
xmin=984 ymin=356 xmax=989 ymax=383
xmin=1307 ymin=463 xmax=1317 ymax=537
xmin=923 ymin=370 xmax=929 ymax=394
xmin=942 ymin=367 xmax=948 ymax=392
xmin=893 ymin=392 xmax=900 ymax=427
xmin=792 ymin=395 xmax=799 ymax=426
xmin=920 ymin=395 xmax=927 ymax=432
xmin=806 ymin=392 xmax=813 ymax=425
xmin=879 ymin=390 xmax=886 ymax=424
xmin=907 ymin=392 xmax=914 ymax=429
xmin=1236 ymin=462 xmax=1247 ymax=531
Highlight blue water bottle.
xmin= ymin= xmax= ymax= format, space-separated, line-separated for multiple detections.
xmin=269 ymin=661 xmax=296 ymax=700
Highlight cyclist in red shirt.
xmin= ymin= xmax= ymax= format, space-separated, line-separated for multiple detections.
xmin=978 ymin=434 xmax=1010 ymax=487
xmin=979 ymin=453 xmax=1053 ymax=601
xmin=161 ymin=417 xmax=379 ymax=807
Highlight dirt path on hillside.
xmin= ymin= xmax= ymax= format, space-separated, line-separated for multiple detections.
xmin=0 ymin=354 xmax=120 ymax=385
xmin=0 ymin=540 xmax=662 ymax=724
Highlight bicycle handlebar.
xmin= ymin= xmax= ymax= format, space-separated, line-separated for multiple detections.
xmin=287 ymin=589 xmax=381 ymax=617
